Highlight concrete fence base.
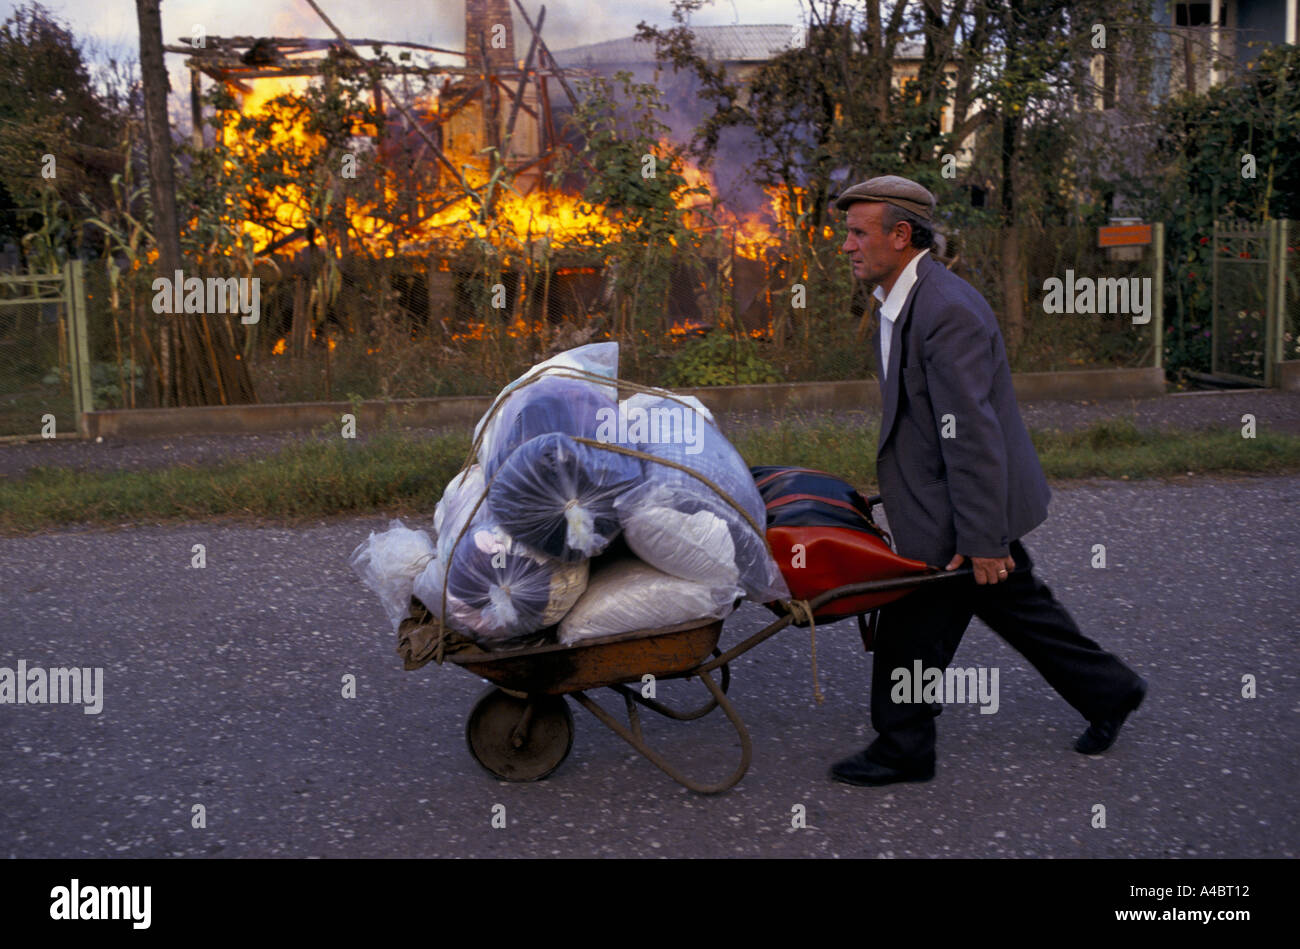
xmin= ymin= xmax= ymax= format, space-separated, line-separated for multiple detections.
xmin=81 ymin=366 xmax=1169 ymax=439
xmin=1278 ymin=361 xmax=1300 ymax=392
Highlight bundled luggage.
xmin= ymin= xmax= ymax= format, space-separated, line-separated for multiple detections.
xmin=350 ymin=343 xmax=953 ymax=656
xmin=614 ymin=395 xmax=787 ymax=603
xmin=487 ymin=432 xmax=641 ymax=562
xmin=353 ymin=342 xmax=787 ymax=652
xmin=750 ymin=465 xmax=929 ymax=621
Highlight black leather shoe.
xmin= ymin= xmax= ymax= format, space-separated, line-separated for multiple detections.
xmin=830 ymin=749 xmax=935 ymax=787
xmin=1075 ymin=677 xmax=1148 ymax=754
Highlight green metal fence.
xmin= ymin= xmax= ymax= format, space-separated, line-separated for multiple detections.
xmin=1211 ymin=218 xmax=1292 ymax=385
xmin=0 ymin=261 xmax=92 ymax=438
xmin=1278 ymin=220 xmax=1298 ymax=365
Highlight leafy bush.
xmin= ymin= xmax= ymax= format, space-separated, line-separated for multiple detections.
xmin=90 ymin=359 xmax=144 ymax=407
xmin=662 ymin=330 xmax=781 ymax=387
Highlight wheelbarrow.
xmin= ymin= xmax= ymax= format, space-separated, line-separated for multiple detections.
xmin=411 ymin=563 xmax=972 ymax=795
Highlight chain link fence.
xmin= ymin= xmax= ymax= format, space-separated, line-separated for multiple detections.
xmin=0 ymin=267 xmax=90 ymax=437
xmin=952 ymin=223 xmax=1160 ymax=373
xmin=225 ymin=224 xmax=875 ymax=404
xmin=201 ymin=222 xmax=1156 ymax=404
xmin=14 ymin=220 xmax=1164 ymax=428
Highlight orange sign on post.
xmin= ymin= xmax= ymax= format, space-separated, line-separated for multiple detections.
xmin=1098 ymin=224 xmax=1152 ymax=247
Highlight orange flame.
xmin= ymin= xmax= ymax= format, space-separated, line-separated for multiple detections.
xmin=221 ymin=79 xmax=797 ymax=267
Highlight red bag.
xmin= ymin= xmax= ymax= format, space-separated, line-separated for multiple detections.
xmin=750 ymin=466 xmax=931 ymax=623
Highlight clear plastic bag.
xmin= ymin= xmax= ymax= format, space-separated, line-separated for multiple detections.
xmin=473 ymin=342 xmax=620 ymax=477
xmin=558 ymin=559 xmax=740 ymax=645
xmin=414 ymin=522 xmax=588 ymax=647
xmin=620 ymin=390 xmax=715 ymax=430
xmin=487 ymin=432 xmax=641 ymax=562
xmin=434 ymin=465 xmax=487 ymax=562
xmin=349 ymin=518 xmax=436 ymax=633
xmin=491 ymin=341 xmax=618 ymax=403
xmin=612 ymin=397 xmax=789 ymax=602
xmin=479 ymin=375 xmax=619 ymax=479
xmin=421 ymin=464 xmax=589 ymax=647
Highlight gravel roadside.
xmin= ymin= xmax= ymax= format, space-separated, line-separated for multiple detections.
xmin=2 ymin=388 xmax=1298 ymax=482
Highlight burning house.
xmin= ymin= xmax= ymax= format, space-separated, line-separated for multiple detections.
xmin=169 ymin=2 xmax=801 ymax=373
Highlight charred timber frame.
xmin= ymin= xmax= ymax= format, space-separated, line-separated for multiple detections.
xmin=175 ymin=0 xmax=583 ymax=230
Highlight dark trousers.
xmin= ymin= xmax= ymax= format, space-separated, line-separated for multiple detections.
xmin=866 ymin=541 xmax=1143 ymax=768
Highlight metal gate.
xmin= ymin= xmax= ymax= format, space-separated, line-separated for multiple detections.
xmin=0 ymin=260 xmax=92 ymax=438
xmin=1211 ymin=219 xmax=1290 ymax=386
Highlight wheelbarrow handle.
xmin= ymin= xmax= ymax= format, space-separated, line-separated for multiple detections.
xmin=696 ymin=566 xmax=976 ymax=675
xmin=802 ymin=564 xmax=975 ymax=614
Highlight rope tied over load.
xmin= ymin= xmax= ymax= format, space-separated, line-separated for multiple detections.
xmin=424 ymin=365 xmax=783 ymax=664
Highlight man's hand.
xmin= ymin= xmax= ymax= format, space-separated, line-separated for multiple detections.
xmin=945 ymin=552 xmax=1016 ymax=585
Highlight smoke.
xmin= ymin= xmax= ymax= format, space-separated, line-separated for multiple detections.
xmin=605 ymin=61 xmax=772 ymax=220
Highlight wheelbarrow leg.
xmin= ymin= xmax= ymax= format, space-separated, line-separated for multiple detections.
xmin=570 ymin=669 xmax=752 ymax=794
xmin=612 ymin=649 xmax=731 ymax=722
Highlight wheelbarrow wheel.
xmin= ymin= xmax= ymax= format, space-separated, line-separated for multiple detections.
xmin=466 ymin=687 xmax=574 ymax=782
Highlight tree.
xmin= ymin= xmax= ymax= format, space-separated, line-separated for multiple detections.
xmin=957 ymin=0 xmax=1119 ymax=350
xmin=554 ymin=69 xmax=711 ymax=378
xmin=634 ymin=1 xmax=1177 ymax=356
xmin=0 ymin=2 xmax=125 ymax=265
xmin=634 ymin=1 xmax=968 ymax=354
xmin=636 ymin=0 xmax=928 ymax=231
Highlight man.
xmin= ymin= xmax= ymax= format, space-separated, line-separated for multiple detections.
xmin=829 ymin=175 xmax=1147 ymax=787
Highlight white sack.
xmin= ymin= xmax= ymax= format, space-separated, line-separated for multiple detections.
xmin=558 ymin=559 xmax=740 ymax=645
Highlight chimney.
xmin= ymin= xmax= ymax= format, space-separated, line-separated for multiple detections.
xmin=465 ymin=0 xmax=516 ymax=75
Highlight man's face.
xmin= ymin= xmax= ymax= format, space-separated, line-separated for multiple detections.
xmin=841 ymin=201 xmax=909 ymax=284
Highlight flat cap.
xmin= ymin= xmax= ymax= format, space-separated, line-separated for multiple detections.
xmin=832 ymin=175 xmax=935 ymax=220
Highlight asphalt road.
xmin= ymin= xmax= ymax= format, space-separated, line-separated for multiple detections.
xmin=0 ymin=475 xmax=1296 ymax=858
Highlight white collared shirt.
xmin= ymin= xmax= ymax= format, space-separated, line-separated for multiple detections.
xmin=873 ymin=249 xmax=929 ymax=382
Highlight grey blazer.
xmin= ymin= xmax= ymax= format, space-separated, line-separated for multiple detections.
xmin=872 ymin=253 xmax=1050 ymax=566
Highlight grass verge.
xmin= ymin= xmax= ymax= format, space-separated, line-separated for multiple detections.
xmin=2 ymin=418 xmax=1299 ymax=534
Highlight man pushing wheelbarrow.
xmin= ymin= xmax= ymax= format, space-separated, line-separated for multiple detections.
xmin=354 ymin=196 xmax=1146 ymax=793
xmin=827 ymin=175 xmax=1148 ymax=788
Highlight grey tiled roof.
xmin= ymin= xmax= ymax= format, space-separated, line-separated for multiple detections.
xmin=552 ymin=27 xmax=928 ymax=67
xmin=553 ymin=24 xmax=796 ymax=66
